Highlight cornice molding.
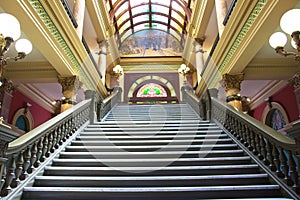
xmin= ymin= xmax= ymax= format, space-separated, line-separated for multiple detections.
xmin=120 ymin=57 xmax=183 ymax=67
xmin=18 ymin=83 xmax=57 ymax=114
xmin=28 ymin=0 xmax=108 ymax=99
xmin=217 ymin=0 xmax=267 ymax=73
xmin=5 ymin=62 xmax=58 ymax=81
xmin=250 ymin=80 xmax=288 ymax=109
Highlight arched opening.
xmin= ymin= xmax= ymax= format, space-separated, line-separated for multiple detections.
xmin=262 ymin=102 xmax=289 ymax=132
xmin=130 ymin=81 xmax=178 ymax=104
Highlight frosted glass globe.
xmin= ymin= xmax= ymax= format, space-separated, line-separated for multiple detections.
xmin=280 ymin=9 xmax=300 ymax=35
xmin=15 ymin=39 xmax=32 ymax=54
xmin=269 ymin=32 xmax=287 ymax=48
xmin=291 ymin=38 xmax=297 ymax=49
xmin=0 ymin=13 xmax=21 ymax=41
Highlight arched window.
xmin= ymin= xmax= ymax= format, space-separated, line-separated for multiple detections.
xmin=12 ymin=106 xmax=34 ymax=134
xmin=269 ymin=109 xmax=287 ymax=131
xmin=262 ymin=102 xmax=289 ymax=131
xmin=136 ymin=83 xmax=167 ymax=97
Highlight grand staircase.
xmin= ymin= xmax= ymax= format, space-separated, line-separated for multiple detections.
xmin=21 ymin=104 xmax=290 ymax=199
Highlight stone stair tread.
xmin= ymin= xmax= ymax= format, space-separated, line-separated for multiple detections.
xmin=65 ymin=144 xmax=238 ymax=149
xmin=53 ymin=156 xmax=251 ymax=163
xmin=35 ymin=174 xmax=269 ymax=181
xmin=24 ymin=185 xmax=280 ymax=192
xmin=59 ymin=150 xmax=244 ymax=155
xmin=72 ymin=138 xmax=233 ymax=143
xmin=45 ymin=164 xmax=259 ymax=171
xmin=76 ymin=134 xmax=226 ymax=139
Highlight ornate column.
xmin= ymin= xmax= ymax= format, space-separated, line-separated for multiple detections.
xmin=73 ymin=0 xmax=86 ymax=39
xmin=58 ymin=76 xmax=81 ymax=112
xmin=0 ymin=79 xmax=16 ymax=124
xmin=288 ymin=72 xmax=300 ymax=117
xmin=215 ymin=0 xmax=228 ymax=36
xmin=97 ymin=40 xmax=107 ymax=85
xmin=221 ymin=73 xmax=244 ymax=111
xmin=194 ymin=38 xmax=205 ymax=84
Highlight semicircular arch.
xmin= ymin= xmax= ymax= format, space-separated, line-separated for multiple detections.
xmin=128 ymin=75 xmax=177 ymax=98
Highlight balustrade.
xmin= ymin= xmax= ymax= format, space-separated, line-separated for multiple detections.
xmin=0 ymin=99 xmax=91 ymax=197
xmin=182 ymin=87 xmax=300 ymax=198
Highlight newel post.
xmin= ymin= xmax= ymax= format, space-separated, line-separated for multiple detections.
xmin=0 ymin=125 xmax=18 ymax=192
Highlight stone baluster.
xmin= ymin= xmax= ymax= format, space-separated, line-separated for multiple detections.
xmin=12 ymin=150 xmax=24 ymax=187
xmin=1 ymin=154 xmax=16 ymax=196
xmin=272 ymin=146 xmax=283 ymax=177
xmin=28 ymin=142 xmax=38 ymax=173
xmin=21 ymin=146 xmax=31 ymax=180
xmin=280 ymin=148 xmax=289 ymax=183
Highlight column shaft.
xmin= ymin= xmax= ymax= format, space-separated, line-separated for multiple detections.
xmin=73 ymin=0 xmax=86 ymax=39
xmin=215 ymin=0 xmax=228 ymax=36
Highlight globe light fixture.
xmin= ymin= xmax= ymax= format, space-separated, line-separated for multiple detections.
xmin=178 ymin=63 xmax=190 ymax=77
xmin=112 ymin=64 xmax=123 ymax=85
xmin=269 ymin=9 xmax=300 ymax=62
xmin=0 ymin=13 xmax=32 ymax=77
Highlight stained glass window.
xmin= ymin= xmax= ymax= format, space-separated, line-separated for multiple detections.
xmin=137 ymin=83 xmax=168 ymax=98
xmin=106 ymin=0 xmax=193 ymax=57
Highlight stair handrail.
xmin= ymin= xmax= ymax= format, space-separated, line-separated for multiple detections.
xmin=211 ymin=96 xmax=300 ymax=198
xmin=182 ymin=86 xmax=300 ymax=198
xmin=181 ymin=85 xmax=210 ymax=120
xmin=0 ymin=99 xmax=92 ymax=198
xmin=98 ymin=86 xmax=122 ymax=120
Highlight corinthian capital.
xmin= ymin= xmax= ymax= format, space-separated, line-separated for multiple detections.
xmin=221 ymin=73 xmax=244 ymax=92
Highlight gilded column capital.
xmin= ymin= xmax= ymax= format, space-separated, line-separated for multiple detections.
xmin=221 ymin=73 xmax=244 ymax=92
xmin=289 ymin=72 xmax=300 ymax=90
xmin=58 ymin=75 xmax=81 ymax=99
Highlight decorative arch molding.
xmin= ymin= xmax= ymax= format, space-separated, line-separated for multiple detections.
xmin=128 ymin=75 xmax=176 ymax=98
xmin=11 ymin=108 xmax=34 ymax=132
xmin=262 ymin=102 xmax=289 ymax=131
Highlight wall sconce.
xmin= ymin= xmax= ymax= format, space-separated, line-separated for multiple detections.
xmin=269 ymin=9 xmax=300 ymax=62
xmin=178 ymin=63 xmax=190 ymax=78
xmin=0 ymin=13 xmax=33 ymax=78
xmin=112 ymin=64 xmax=123 ymax=85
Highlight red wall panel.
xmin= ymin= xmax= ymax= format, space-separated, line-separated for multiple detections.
xmin=252 ymin=85 xmax=299 ymax=123
xmin=8 ymin=90 xmax=53 ymax=128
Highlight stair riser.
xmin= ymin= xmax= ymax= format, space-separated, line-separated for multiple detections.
xmin=22 ymin=188 xmax=282 ymax=200
xmin=70 ymin=139 xmax=234 ymax=146
xmin=76 ymin=135 xmax=228 ymax=140
xmin=64 ymin=145 xmax=238 ymax=152
xmin=33 ymin=177 xmax=270 ymax=187
xmin=58 ymin=152 xmax=245 ymax=159
xmin=52 ymin=159 xmax=251 ymax=167
xmin=43 ymin=168 xmax=261 ymax=176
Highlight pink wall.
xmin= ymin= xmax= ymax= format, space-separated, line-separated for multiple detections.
xmin=251 ymin=85 xmax=299 ymax=123
xmin=8 ymin=90 xmax=53 ymax=128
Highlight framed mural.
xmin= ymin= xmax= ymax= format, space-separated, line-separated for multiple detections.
xmin=119 ymin=30 xmax=183 ymax=57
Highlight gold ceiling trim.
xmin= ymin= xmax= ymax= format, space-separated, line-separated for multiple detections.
xmin=218 ymin=0 xmax=267 ymax=72
xmin=28 ymin=0 xmax=94 ymax=90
